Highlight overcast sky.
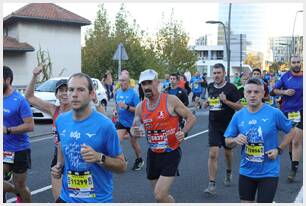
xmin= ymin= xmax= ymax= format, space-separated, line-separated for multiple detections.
xmin=3 ymin=2 xmax=304 ymax=46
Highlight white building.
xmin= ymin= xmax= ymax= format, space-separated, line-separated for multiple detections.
xmin=192 ymin=34 xmax=251 ymax=77
xmin=3 ymin=3 xmax=90 ymax=87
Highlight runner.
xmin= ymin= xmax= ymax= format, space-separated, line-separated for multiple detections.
xmin=164 ymin=73 xmax=189 ymax=107
xmin=25 ymin=65 xmax=70 ymax=200
xmin=132 ymin=69 xmax=196 ymax=203
xmin=224 ymin=78 xmax=298 ymax=203
xmin=114 ymin=74 xmax=144 ymax=170
xmin=251 ymin=68 xmax=270 ymax=103
xmin=51 ymin=73 xmax=126 ymax=203
xmin=203 ymin=63 xmax=242 ymax=195
xmin=3 ymin=66 xmax=34 ymax=203
xmin=271 ymin=55 xmax=303 ymax=182
xmin=190 ymin=71 xmax=203 ymax=113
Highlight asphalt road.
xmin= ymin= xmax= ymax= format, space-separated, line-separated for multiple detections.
xmin=6 ymin=110 xmax=303 ymax=203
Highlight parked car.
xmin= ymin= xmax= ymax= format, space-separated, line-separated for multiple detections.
xmin=31 ymin=77 xmax=108 ymax=120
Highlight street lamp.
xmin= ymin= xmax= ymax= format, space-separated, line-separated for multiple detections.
xmin=292 ymin=10 xmax=303 ymax=55
xmin=206 ymin=20 xmax=230 ymax=81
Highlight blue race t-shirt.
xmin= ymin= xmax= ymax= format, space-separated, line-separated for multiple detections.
xmin=273 ymin=71 xmax=303 ymax=113
xmin=190 ymin=76 xmax=203 ymax=94
xmin=56 ymin=110 xmax=122 ymax=203
xmin=115 ymin=88 xmax=140 ymax=128
xmin=4 ymin=90 xmax=32 ymax=152
xmin=224 ymin=104 xmax=292 ymax=178
xmin=162 ymin=79 xmax=170 ymax=90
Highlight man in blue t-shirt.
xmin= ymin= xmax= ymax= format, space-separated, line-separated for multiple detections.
xmin=3 ymin=66 xmax=34 ymax=203
xmin=224 ymin=78 xmax=297 ymax=203
xmin=115 ymin=74 xmax=144 ymax=171
xmin=190 ymin=71 xmax=203 ymax=113
xmin=51 ymin=73 xmax=126 ymax=203
xmin=271 ymin=55 xmax=303 ymax=182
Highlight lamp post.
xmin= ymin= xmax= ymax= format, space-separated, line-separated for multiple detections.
xmin=292 ymin=10 xmax=303 ymax=55
xmin=206 ymin=20 xmax=230 ymax=81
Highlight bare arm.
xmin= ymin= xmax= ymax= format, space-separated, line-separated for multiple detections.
xmin=272 ymin=88 xmax=295 ymax=97
xmin=219 ymin=92 xmax=243 ymax=111
xmin=3 ymin=117 xmax=34 ymax=134
xmin=168 ymin=95 xmax=196 ymax=135
xmin=25 ymin=65 xmax=55 ymax=116
xmin=51 ymin=143 xmax=65 ymax=179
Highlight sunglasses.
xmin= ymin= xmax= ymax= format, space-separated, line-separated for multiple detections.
xmin=291 ymin=61 xmax=300 ymax=64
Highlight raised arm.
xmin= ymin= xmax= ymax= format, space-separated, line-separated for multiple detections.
xmin=25 ymin=65 xmax=55 ymax=116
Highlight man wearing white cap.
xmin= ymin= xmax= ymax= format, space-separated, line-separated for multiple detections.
xmin=132 ymin=69 xmax=196 ymax=203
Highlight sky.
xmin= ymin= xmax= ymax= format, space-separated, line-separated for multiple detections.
xmin=2 ymin=2 xmax=304 ymax=48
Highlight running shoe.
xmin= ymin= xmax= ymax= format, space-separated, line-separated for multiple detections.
xmin=16 ymin=194 xmax=22 ymax=203
xmin=223 ymin=173 xmax=232 ymax=187
xmin=204 ymin=182 xmax=216 ymax=195
xmin=288 ymin=169 xmax=297 ymax=182
xmin=132 ymin=158 xmax=144 ymax=171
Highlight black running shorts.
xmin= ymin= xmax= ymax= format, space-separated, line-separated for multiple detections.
xmin=116 ymin=121 xmax=131 ymax=134
xmin=4 ymin=148 xmax=31 ymax=174
xmin=239 ymin=174 xmax=278 ymax=203
xmin=146 ymin=147 xmax=181 ymax=180
xmin=208 ymin=123 xmax=231 ymax=149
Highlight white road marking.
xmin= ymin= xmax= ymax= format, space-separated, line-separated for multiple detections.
xmin=30 ymin=136 xmax=53 ymax=143
xmin=8 ymin=129 xmax=209 ymax=202
xmin=185 ymin=130 xmax=208 ymax=140
xmin=7 ymin=185 xmax=52 ymax=203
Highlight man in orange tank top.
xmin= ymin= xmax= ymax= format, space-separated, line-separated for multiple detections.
xmin=132 ymin=69 xmax=196 ymax=203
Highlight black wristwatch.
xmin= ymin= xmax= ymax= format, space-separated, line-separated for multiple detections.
xmin=98 ymin=153 xmax=106 ymax=164
xmin=126 ymin=105 xmax=130 ymax=111
xmin=7 ymin=127 xmax=11 ymax=135
xmin=277 ymin=146 xmax=282 ymax=155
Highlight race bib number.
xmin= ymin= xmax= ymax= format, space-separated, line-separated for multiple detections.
xmin=266 ymin=98 xmax=273 ymax=105
xmin=194 ymin=82 xmax=199 ymax=89
xmin=240 ymin=98 xmax=248 ymax=107
xmin=288 ymin=111 xmax=301 ymax=123
xmin=4 ymin=151 xmax=15 ymax=164
xmin=245 ymin=143 xmax=264 ymax=163
xmin=147 ymin=130 xmax=168 ymax=151
xmin=208 ymin=97 xmax=222 ymax=111
xmin=67 ymin=171 xmax=95 ymax=198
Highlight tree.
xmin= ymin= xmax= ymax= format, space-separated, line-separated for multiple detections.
xmin=155 ymin=10 xmax=197 ymax=75
xmin=244 ymin=52 xmax=264 ymax=69
xmin=82 ymin=4 xmax=114 ymax=79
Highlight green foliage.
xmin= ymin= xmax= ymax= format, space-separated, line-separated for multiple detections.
xmin=81 ymin=4 xmax=196 ymax=81
xmin=36 ymin=45 xmax=52 ymax=83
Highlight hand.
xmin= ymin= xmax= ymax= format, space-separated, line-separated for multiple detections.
xmin=33 ymin=65 xmax=43 ymax=76
xmin=203 ymin=100 xmax=209 ymax=109
xmin=234 ymin=134 xmax=247 ymax=145
xmin=130 ymin=126 xmax=145 ymax=138
xmin=3 ymin=126 xmax=7 ymax=134
xmin=51 ymin=162 xmax=63 ymax=179
xmin=80 ymin=144 xmax=100 ymax=163
xmin=219 ymin=92 xmax=227 ymax=103
xmin=284 ymin=89 xmax=295 ymax=96
xmin=118 ymin=102 xmax=127 ymax=109
xmin=265 ymin=149 xmax=278 ymax=160
xmin=175 ymin=131 xmax=185 ymax=142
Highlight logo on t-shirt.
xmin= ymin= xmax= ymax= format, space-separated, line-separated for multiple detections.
xmin=158 ymin=111 xmax=165 ymax=119
xmin=70 ymin=131 xmax=81 ymax=140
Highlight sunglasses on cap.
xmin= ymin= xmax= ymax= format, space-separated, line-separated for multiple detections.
xmin=291 ymin=61 xmax=300 ymax=64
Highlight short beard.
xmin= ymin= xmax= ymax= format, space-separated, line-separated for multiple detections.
xmin=292 ymin=66 xmax=301 ymax=73
xmin=73 ymin=101 xmax=90 ymax=113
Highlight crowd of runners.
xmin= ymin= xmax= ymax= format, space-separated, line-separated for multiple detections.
xmin=3 ymin=55 xmax=303 ymax=203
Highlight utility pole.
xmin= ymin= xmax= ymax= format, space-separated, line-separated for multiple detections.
xmin=227 ymin=3 xmax=232 ymax=82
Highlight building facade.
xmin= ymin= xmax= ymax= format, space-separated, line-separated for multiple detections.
xmin=3 ymin=3 xmax=90 ymax=86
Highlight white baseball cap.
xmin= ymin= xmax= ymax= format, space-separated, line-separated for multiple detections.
xmin=138 ymin=69 xmax=158 ymax=84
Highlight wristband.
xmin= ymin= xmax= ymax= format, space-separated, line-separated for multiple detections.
xmin=7 ymin=128 xmax=11 ymax=135
xmin=126 ymin=105 xmax=130 ymax=111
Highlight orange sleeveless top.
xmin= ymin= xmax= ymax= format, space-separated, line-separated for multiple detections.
xmin=52 ymin=106 xmax=60 ymax=145
xmin=141 ymin=93 xmax=180 ymax=153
